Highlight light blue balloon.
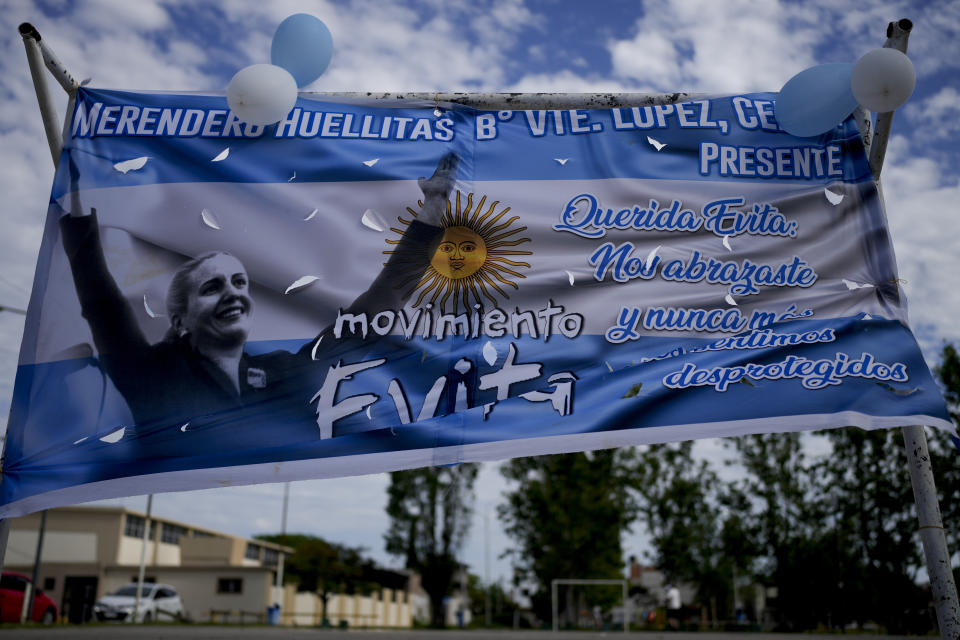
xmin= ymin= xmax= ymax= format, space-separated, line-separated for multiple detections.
xmin=271 ymin=14 xmax=333 ymax=88
xmin=776 ymin=63 xmax=858 ymax=138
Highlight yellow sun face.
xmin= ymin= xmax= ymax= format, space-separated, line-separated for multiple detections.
xmin=431 ymin=226 xmax=487 ymax=279
xmin=385 ymin=191 xmax=532 ymax=313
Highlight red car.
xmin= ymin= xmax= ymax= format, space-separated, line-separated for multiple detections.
xmin=0 ymin=572 xmax=58 ymax=623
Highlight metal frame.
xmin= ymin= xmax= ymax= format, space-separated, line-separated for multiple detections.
xmin=7 ymin=17 xmax=960 ymax=638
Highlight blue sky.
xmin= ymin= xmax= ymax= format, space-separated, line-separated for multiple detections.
xmin=1 ymin=0 xmax=958 ymax=585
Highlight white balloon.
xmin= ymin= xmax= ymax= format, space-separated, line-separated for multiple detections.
xmin=851 ymin=48 xmax=916 ymax=112
xmin=227 ymin=64 xmax=298 ymax=126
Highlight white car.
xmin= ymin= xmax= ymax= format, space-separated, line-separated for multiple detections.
xmin=93 ymin=583 xmax=183 ymax=622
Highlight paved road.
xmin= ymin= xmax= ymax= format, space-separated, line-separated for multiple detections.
xmin=0 ymin=627 xmax=921 ymax=640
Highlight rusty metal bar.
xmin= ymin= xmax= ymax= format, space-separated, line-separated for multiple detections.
xmin=19 ymin=23 xmax=63 ymax=165
xmin=868 ymin=19 xmax=912 ymax=178
xmin=306 ymin=91 xmax=700 ymax=109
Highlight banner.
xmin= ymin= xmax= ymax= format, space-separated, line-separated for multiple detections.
xmin=1 ymin=88 xmax=952 ymax=516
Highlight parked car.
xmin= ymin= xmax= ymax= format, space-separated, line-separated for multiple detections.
xmin=0 ymin=571 xmax=58 ymax=624
xmin=93 ymin=583 xmax=183 ymax=622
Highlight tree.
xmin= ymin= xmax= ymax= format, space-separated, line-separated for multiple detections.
xmin=819 ymin=427 xmax=928 ymax=633
xmin=499 ymin=451 xmax=635 ymax=625
xmin=730 ymin=432 xmax=832 ymax=630
xmin=255 ymin=533 xmax=375 ymax=621
xmin=384 ymin=464 xmax=479 ymax=627
xmin=632 ymin=441 xmax=757 ymax=625
xmin=466 ymin=573 xmax=520 ymax=626
xmin=730 ymin=428 xmax=932 ymax=633
xmin=932 ymin=343 xmax=960 ymax=582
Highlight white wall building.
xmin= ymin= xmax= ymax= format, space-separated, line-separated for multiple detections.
xmin=6 ymin=505 xmax=290 ymax=623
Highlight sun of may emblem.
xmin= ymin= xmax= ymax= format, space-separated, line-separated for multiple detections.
xmin=385 ymin=191 xmax=532 ymax=312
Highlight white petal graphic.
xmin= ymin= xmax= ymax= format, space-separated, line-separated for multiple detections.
xmin=862 ymin=313 xmax=873 ymax=320
xmin=99 ymin=427 xmax=126 ymax=444
xmin=605 ymin=361 xmax=614 ymax=372
xmin=824 ymin=188 xmax=844 ymax=205
xmin=73 ymin=436 xmax=88 ymax=445
xmin=565 ymin=270 xmax=576 ymax=286
xmin=211 ymin=147 xmax=230 ymax=162
xmin=554 ymin=158 xmax=569 ymax=165
xmin=722 ymin=236 xmax=732 ymax=252
xmin=842 ymin=278 xmax=873 ymax=290
xmin=366 ymin=405 xmax=373 ymax=420
xmin=303 ymin=208 xmax=318 ymax=221
xmin=645 ymin=245 xmax=661 ymax=271
xmin=725 ymin=294 xmax=738 ymax=306
xmin=647 ymin=136 xmax=667 ymax=151
xmin=143 ymin=294 xmax=163 ymax=318
xmin=113 ymin=156 xmax=149 ymax=174
xmin=285 ymin=275 xmax=321 ymax=294
xmin=288 ymin=171 xmax=296 ymax=182
xmin=482 ymin=341 xmax=498 ymax=366
xmin=311 ymin=335 xmax=324 ymax=360
xmin=180 ymin=422 xmax=190 ymax=432
xmin=361 ymin=209 xmax=386 ymax=232
xmin=362 ymin=158 xmax=379 ymax=167
xmin=201 ymin=209 xmax=221 ymax=230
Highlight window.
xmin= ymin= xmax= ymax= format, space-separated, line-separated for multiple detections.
xmin=124 ymin=515 xmax=156 ymax=538
xmin=124 ymin=515 xmax=144 ymax=538
xmin=217 ymin=578 xmax=243 ymax=594
xmin=129 ymin=576 xmax=156 ymax=584
xmin=263 ymin=548 xmax=278 ymax=566
xmin=192 ymin=529 xmax=214 ymax=538
xmin=43 ymin=577 xmax=55 ymax=591
xmin=0 ymin=574 xmax=26 ymax=591
xmin=161 ymin=523 xmax=187 ymax=544
xmin=156 ymin=587 xmax=177 ymax=599
xmin=244 ymin=543 xmax=261 ymax=561
xmin=114 ymin=584 xmax=154 ymax=597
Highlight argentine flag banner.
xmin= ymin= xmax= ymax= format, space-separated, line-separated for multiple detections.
xmin=1 ymin=88 xmax=952 ymax=516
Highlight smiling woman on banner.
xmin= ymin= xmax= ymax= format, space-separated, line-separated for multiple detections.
xmin=57 ymin=151 xmax=458 ymax=438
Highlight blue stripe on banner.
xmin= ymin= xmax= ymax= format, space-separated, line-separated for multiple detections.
xmin=2 ymin=316 xmax=949 ymax=509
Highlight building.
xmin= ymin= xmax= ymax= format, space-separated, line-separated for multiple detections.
xmin=5 ymin=506 xmax=291 ymax=623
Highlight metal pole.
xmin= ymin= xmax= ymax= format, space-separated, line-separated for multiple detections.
xmin=484 ymin=508 xmax=491 ymax=627
xmin=133 ymin=495 xmax=153 ymax=623
xmin=280 ymin=481 xmax=289 ymax=536
xmin=623 ymin=581 xmax=629 ymax=633
xmin=310 ymin=91 xmax=699 ymax=110
xmin=275 ymin=551 xmax=285 ymax=591
xmin=274 ymin=481 xmax=289 ymax=597
xmin=0 ymin=21 xmax=79 ymax=591
xmin=24 ymin=510 xmax=47 ymax=622
xmin=863 ymin=17 xmax=960 ymax=639
xmin=551 ymin=579 xmax=558 ymax=633
xmin=19 ymin=23 xmax=64 ymax=165
xmin=868 ymin=19 xmax=913 ymax=178
xmin=31 ymin=25 xmax=80 ymax=93
xmin=0 ymin=519 xmax=9 ymax=579
xmin=903 ymin=426 xmax=960 ymax=639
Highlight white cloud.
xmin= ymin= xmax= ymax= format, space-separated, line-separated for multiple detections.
xmin=903 ymin=87 xmax=960 ymax=136
xmin=606 ymin=0 xmax=824 ymax=93
xmin=879 ymin=134 xmax=960 ymax=356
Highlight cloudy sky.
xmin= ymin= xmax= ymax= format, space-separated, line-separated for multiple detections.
xmin=1 ymin=0 xmax=958 ymax=585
